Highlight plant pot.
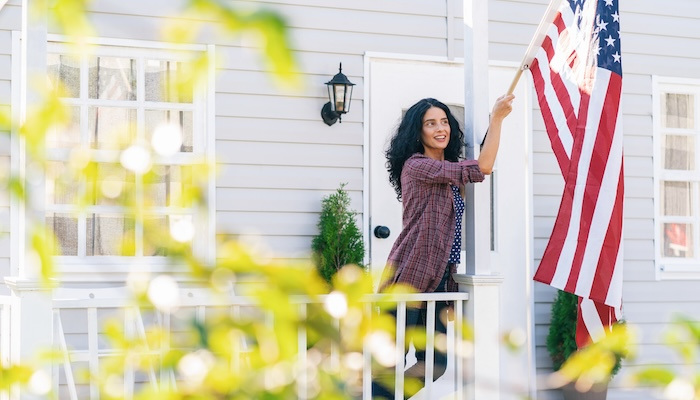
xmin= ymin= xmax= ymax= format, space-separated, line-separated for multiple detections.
xmin=561 ymin=381 xmax=609 ymax=400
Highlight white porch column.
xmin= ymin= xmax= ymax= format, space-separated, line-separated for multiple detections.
xmin=463 ymin=0 xmax=492 ymax=276
xmin=4 ymin=1 xmax=53 ymax=398
xmin=462 ymin=1 xmax=503 ymax=400
xmin=455 ymin=274 xmax=503 ymax=400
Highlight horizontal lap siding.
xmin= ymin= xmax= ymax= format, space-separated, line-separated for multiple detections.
xmin=70 ymin=0 xmax=453 ymax=261
xmin=490 ymin=0 xmax=700 ymax=398
xmin=210 ymin=2 xmax=448 ymax=259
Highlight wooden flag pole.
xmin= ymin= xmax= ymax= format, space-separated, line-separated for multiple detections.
xmin=506 ymin=0 xmax=564 ymax=94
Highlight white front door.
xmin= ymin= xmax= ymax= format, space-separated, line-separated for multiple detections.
xmin=368 ymin=58 xmax=465 ymax=277
xmin=367 ymin=57 xmax=534 ymax=399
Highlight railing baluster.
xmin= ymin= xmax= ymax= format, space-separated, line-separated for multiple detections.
xmin=134 ymin=308 xmax=158 ymax=389
xmin=425 ymin=300 xmax=436 ymax=398
xmin=362 ymin=302 xmax=372 ymax=400
xmin=330 ymin=317 xmax=340 ymax=371
xmin=231 ymin=305 xmax=241 ymax=373
xmin=159 ymin=311 xmax=171 ymax=388
xmin=196 ymin=305 xmax=206 ymax=325
xmin=55 ymin=310 xmax=78 ymax=400
xmin=456 ymin=298 xmax=464 ymax=399
xmin=123 ymin=307 xmax=135 ymax=400
xmin=395 ymin=301 xmax=406 ymax=400
xmin=297 ymin=303 xmax=307 ymax=399
xmin=87 ymin=307 xmax=99 ymax=400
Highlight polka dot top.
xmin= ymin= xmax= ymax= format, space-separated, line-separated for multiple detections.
xmin=448 ymin=184 xmax=464 ymax=264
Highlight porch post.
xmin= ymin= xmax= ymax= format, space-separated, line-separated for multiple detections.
xmin=454 ymin=275 xmax=503 ymax=400
xmin=461 ymin=1 xmax=502 ymax=400
xmin=4 ymin=1 xmax=54 ymax=398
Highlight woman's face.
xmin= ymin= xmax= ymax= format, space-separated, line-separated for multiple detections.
xmin=420 ymin=106 xmax=451 ymax=159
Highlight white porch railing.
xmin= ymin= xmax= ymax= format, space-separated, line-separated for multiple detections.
xmin=52 ymin=289 xmax=470 ymax=400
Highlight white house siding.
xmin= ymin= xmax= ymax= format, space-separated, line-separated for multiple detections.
xmin=64 ymin=0 xmax=463 ymax=263
xmin=491 ymin=0 xmax=700 ymax=399
xmin=0 ymin=2 xmax=20 ymax=292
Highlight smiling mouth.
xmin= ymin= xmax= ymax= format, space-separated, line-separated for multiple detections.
xmin=435 ymin=135 xmax=447 ymax=140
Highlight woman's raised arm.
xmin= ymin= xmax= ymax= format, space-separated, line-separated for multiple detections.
xmin=478 ymin=94 xmax=515 ymax=174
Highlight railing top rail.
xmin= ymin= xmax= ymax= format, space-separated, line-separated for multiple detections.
xmin=360 ymin=292 xmax=469 ymax=302
xmin=53 ymin=291 xmax=469 ymax=309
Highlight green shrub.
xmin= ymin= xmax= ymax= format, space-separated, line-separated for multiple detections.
xmin=311 ymin=183 xmax=365 ymax=284
xmin=546 ymin=290 xmax=624 ymax=377
xmin=546 ymin=290 xmax=579 ymax=372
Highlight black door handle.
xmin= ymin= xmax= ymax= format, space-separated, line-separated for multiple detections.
xmin=374 ymin=225 xmax=390 ymax=239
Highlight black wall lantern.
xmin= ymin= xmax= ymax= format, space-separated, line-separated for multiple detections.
xmin=321 ymin=63 xmax=355 ymax=126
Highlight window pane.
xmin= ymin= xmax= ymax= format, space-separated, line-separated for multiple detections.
xmin=88 ymin=163 xmax=135 ymax=206
xmin=89 ymin=56 xmax=136 ymax=101
xmin=46 ymin=161 xmax=79 ymax=205
xmin=661 ymin=181 xmax=692 ymax=216
xmin=86 ymin=214 xmax=135 ymax=256
xmin=144 ymin=165 xmax=193 ymax=208
xmin=143 ymin=215 xmax=194 ymax=256
xmin=88 ymin=107 xmax=137 ymax=149
xmin=145 ymin=110 xmax=193 ymax=152
xmin=145 ymin=60 xmax=193 ymax=103
xmin=46 ymin=213 xmax=78 ymax=256
xmin=143 ymin=216 xmax=169 ymax=256
xmin=46 ymin=106 xmax=81 ymax=149
xmin=48 ymin=54 xmax=80 ymax=98
xmin=662 ymin=223 xmax=694 ymax=258
xmin=662 ymin=93 xmax=694 ymax=129
xmin=663 ymin=135 xmax=695 ymax=170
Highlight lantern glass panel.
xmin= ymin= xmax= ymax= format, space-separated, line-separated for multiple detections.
xmin=345 ymin=85 xmax=354 ymax=113
xmin=327 ymin=85 xmax=334 ymax=111
xmin=334 ymin=84 xmax=346 ymax=112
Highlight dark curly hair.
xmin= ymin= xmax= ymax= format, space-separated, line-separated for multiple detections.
xmin=386 ymin=98 xmax=464 ymax=200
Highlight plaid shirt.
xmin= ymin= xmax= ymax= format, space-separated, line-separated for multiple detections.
xmin=380 ymin=153 xmax=484 ymax=293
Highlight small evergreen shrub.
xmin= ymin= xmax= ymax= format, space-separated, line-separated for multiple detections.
xmin=546 ymin=290 xmax=625 ymax=376
xmin=311 ymin=183 xmax=365 ymax=284
xmin=546 ymin=290 xmax=579 ymax=371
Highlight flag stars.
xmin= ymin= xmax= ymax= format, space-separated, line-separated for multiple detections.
xmin=604 ymin=35 xmax=616 ymax=47
xmin=612 ymin=52 xmax=621 ymax=63
xmin=604 ymin=0 xmax=613 ymax=6
xmin=597 ymin=19 xmax=608 ymax=31
xmin=612 ymin=11 xmax=620 ymax=22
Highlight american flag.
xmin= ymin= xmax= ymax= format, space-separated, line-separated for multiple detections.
xmin=529 ymin=0 xmax=623 ymax=347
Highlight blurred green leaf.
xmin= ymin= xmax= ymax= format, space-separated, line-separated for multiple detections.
xmin=632 ymin=367 xmax=676 ymax=386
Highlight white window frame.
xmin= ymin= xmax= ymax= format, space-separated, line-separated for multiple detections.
xmin=653 ymin=76 xmax=700 ymax=280
xmin=42 ymin=35 xmax=217 ymax=279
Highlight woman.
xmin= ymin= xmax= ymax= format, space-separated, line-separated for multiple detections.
xmin=373 ymin=94 xmax=514 ymax=398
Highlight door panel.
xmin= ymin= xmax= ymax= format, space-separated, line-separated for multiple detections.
xmin=368 ymin=59 xmax=464 ymax=277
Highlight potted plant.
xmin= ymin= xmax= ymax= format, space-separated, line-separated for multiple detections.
xmin=546 ymin=290 xmax=624 ymax=400
xmin=311 ymin=183 xmax=365 ymax=284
